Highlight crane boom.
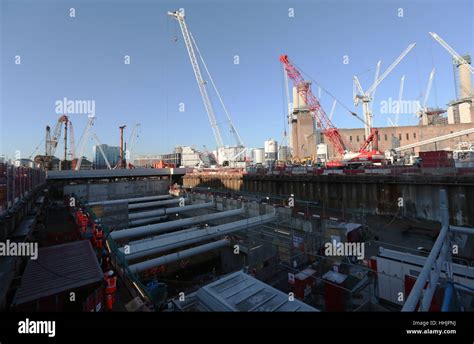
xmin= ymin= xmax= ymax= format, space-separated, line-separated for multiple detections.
xmin=369 ymin=60 xmax=382 ymax=113
xmin=168 ymin=10 xmax=224 ymax=148
xmin=91 ymin=132 xmax=112 ymax=170
xmin=280 ymin=55 xmax=346 ymax=156
xmin=429 ymin=32 xmax=474 ymax=72
xmin=365 ymin=43 xmax=416 ymax=96
xmin=75 ymin=116 xmax=95 ymax=171
xmin=423 ymin=69 xmax=435 ymax=108
xmin=394 ymin=75 xmax=405 ymax=126
xmin=189 ymin=33 xmax=243 ymax=148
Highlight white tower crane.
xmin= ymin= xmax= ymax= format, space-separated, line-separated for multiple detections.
xmin=418 ymin=68 xmax=435 ymax=121
xmin=168 ymin=10 xmax=223 ymax=149
xmin=388 ymin=75 xmax=405 ymax=127
xmin=168 ymin=10 xmax=244 ymax=165
xmin=416 ymin=68 xmax=446 ymax=125
xmin=429 ymin=32 xmax=473 ymax=99
xmin=353 ymin=43 xmax=416 ymax=147
xmin=429 ymin=32 xmax=474 ymax=73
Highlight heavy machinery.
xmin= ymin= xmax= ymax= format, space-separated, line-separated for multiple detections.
xmin=74 ymin=115 xmax=112 ymax=171
xmin=125 ymin=123 xmax=140 ymax=169
xmin=117 ymin=125 xmax=127 ymax=169
xmin=416 ymin=68 xmax=446 ymax=125
xmin=168 ymin=9 xmax=245 ymax=166
xmin=353 ymin=43 xmax=416 ymax=146
xmin=429 ymin=32 xmax=473 ymax=99
xmin=280 ymin=55 xmax=384 ymax=167
xmin=387 ymin=75 xmax=405 ymax=127
xmin=34 ymin=115 xmax=75 ymax=170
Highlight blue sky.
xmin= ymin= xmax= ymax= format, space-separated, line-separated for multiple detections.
xmin=1 ymin=0 xmax=473 ymax=160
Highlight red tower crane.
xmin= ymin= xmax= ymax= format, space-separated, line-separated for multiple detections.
xmin=280 ymin=55 xmax=384 ymax=166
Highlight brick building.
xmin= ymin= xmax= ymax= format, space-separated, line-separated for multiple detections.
xmin=324 ymin=122 xmax=474 ymax=159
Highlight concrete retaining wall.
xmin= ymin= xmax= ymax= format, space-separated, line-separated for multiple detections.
xmin=64 ymin=179 xmax=169 ymax=203
xmin=184 ymin=174 xmax=474 ymax=225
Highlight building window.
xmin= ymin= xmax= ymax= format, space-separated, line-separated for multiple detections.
xmin=356 ymin=136 xmax=359 ymax=142
xmin=350 ymin=135 xmax=353 ymax=142
xmin=413 ymin=132 xmax=416 ymax=139
xmin=406 ymin=133 xmax=409 ymax=141
xmin=399 ymin=133 xmax=402 ymax=141
xmin=385 ymin=134 xmax=388 ymax=141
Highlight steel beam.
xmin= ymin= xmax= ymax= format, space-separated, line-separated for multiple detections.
xmin=112 ymin=207 xmax=245 ymax=240
xmin=128 ymin=202 xmax=214 ymax=220
xmin=128 ymin=238 xmax=231 ymax=273
xmin=402 ymin=189 xmax=450 ymax=312
xmin=395 ymin=127 xmax=474 ymax=152
xmin=450 ymin=225 xmax=474 ymax=235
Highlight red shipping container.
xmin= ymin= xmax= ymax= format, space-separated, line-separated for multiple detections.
xmin=323 ymin=270 xmax=348 ymax=312
xmin=293 ymin=268 xmax=316 ymax=300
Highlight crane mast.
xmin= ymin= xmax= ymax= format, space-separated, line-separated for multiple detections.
xmin=168 ymin=10 xmax=224 ymax=149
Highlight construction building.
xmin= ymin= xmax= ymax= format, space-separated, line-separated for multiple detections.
xmin=335 ymin=122 xmax=474 ymax=157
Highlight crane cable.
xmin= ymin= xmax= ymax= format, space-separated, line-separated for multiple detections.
xmin=291 ymin=61 xmax=359 ymax=121
xmin=190 ymin=32 xmax=244 ymax=146
xmin=28 ymin=137 xmax=45 ymax=159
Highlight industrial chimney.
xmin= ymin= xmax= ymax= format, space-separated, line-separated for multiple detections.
xmin=457 ymin=54 xmax=473 ymax=99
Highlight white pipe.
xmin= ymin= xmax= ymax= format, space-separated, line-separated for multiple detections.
xmin=112 ymin=207 xmax=245 ymax=240
xmin=128 ymin=198 xmax=186 ymax=210
xmin=128 ymin=238 xmax=231 ymax=273
xmin=128 ymin=202 xmax=214 ymax=220
xmin=123 ymin=211 xmax=276 ymax=260
xmin=88 ymin=194 xmax=172 ymax=206
xmin=129 ymin=216 xmax=168 ymax=227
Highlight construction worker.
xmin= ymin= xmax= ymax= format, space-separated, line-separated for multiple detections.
xmin=92 ymin=219 xmax=99 ymax=232
xmin=93 ymin=225 xmax=104 ymax=250
xmin=101 ymin=252 xmax=112 ymax=272
xmin=104 ymin=270 xmax=117 ymax=311
xmin=75 ymin=209 xmax=83 ymax=227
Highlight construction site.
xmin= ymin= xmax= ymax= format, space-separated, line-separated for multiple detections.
xmin=1 ymin=2 xmax=474 ymax=325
